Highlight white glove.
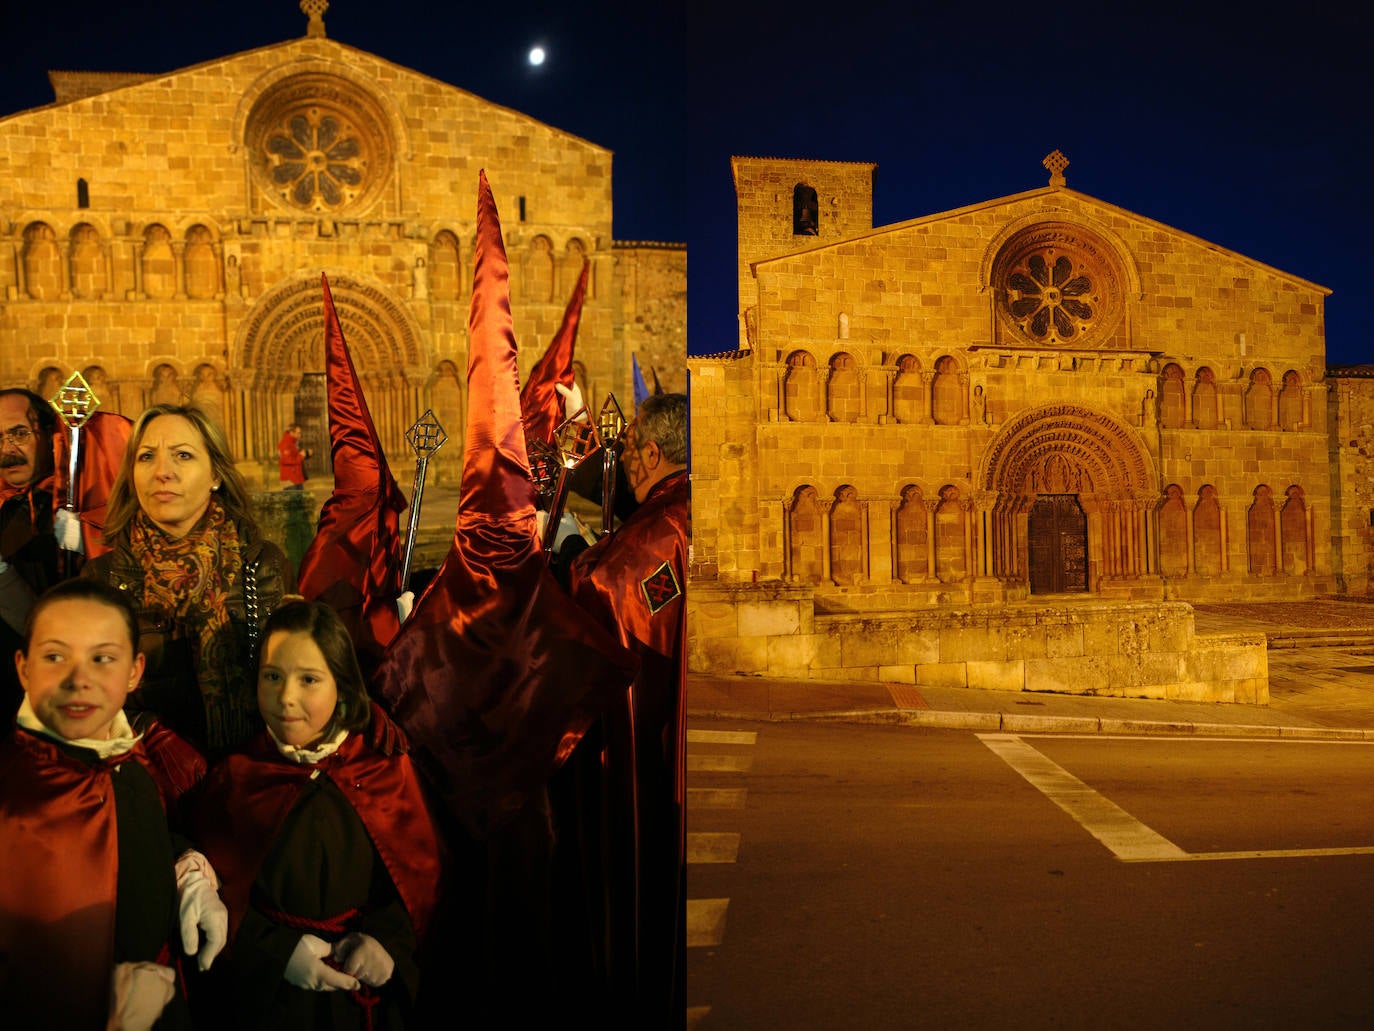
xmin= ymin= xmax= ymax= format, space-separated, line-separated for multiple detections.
xmin=108 ymin=961 xmax=175 ymax=1031
xmin=556 ymin=381 xmax=588 ymax=423
xmin=53 ymin=508 xmax=84 ymax=554
xmin=284 ymin=934 xmax=360 ymax=992
xmin=395 ymin=590 xmax=415 ymax=623
xmin=175 ymin=850 xmax=227 ymax=971
xmin=332 ymin=932 xmax=395 ymax=988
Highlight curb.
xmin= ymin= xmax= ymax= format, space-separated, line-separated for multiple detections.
xmin=688 ymin=707 xmax=1374 ymax=741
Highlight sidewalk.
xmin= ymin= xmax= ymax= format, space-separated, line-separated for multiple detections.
xmin=687 ymin=600 xmax=1374 ymax=741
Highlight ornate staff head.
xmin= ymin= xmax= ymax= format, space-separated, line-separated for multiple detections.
xmin=399 ymin=409 xmax=448 ymax=589
xmin=49 ymin=370 xmax=101 ymax=512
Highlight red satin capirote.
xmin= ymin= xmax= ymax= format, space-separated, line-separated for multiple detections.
xmin=372 ymin=171 xmax=638 ymax=839
xmin=191 ymin=704 xmax=440 ymax=944
xmin=296 ymin=273 xmax=408 ymax=674
xmin=0 ymin=723 xmax=205 ymax=1029
xmin=520 ymin=259 xmax=588 ymax=447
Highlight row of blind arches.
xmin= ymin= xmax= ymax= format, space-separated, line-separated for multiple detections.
xmin=784 ymin=481 xmax=1313 ymax=587
xmin=781 ymin=350 xmax=1309 ymax=431
xmin=15 ymin=220 xmax=593 ymax=305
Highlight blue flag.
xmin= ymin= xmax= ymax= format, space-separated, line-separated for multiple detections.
xmin=632 ymin=354 xmax=650 ymax=408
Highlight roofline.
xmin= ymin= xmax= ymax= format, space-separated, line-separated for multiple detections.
xmin=750 ymin=184 xmax=1331 ymax=295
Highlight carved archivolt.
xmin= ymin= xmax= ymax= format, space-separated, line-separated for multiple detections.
xmin=981 ymin=403 xmax=1152 ymax=498
xmin=237 ymin=271 xmax=422 ymax=387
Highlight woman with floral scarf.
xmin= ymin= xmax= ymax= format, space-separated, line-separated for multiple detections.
xmin=84 ymin=403 xmax=293 ymax=757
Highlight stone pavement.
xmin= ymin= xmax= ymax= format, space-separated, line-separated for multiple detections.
xmin=687 ymin=599 xmax=1374 ymax=741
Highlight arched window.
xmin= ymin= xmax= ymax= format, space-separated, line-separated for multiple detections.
xmin=142 ymin=225 xmax=176 ymax=299
xmin=826 ymin=352 xmax=861 ymax=423
xmin=1158 ymin=484 xmax=1189 ymax=578
xmin=1193 ymin=485 xmax=1222 ymax=576
xmin=1280 ymin=486 xmax=1307 ymax=575
xmin=1245 ymin=369 xmax=1273 ymax=430
xmin=184 ymin=225 xmax=219 ymax=299
xmin=1247 ymin=485 xmax=1276 ymax=575
xmin=69 ymin=223 xmax=106 ymax=300
xmin=934 ymin=485 xmax=966 ymax=583
xmin=787 ymin=485 xmax=825 ymax=583
xmin=1278 ymin=371 xmax=1303 ymax=431
xmin=431 ymin=231 xmax=463 ymax=301
xmin=22 ymin=222 xmax=61 ymax=300
xmin=894 ymin=485 xmax=928 ymax=582
xmin=561 ymin=238 xmax=588 ymax=300
xmin=792 ymin=184 xmax=819 ymax=236
xmin=932 ymin=356 xmax=962 ymax=425
xmin=783 ymin=350 xmax=819 ymax=422
xmin=525 ymin=236 xmax=554 ymax=303
xmin=892 ymin=355 xmax=923 ymax=424
xmin=1160 ymin=363 xmax=1186 ymax=429
xmin=1193 ymin=368 xmax=1218 ymax=429
xmin=830 ymin=486 xmax=863 ymax=585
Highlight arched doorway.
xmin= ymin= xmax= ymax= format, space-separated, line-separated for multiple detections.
xmin=233 ymin=271 xmax=428 ymax=480
xmin=980 ymin=404 xmax=1158 ymax=598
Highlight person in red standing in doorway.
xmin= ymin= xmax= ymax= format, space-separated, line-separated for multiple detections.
xmin=277 ymin=424 xmax=312 ymax=491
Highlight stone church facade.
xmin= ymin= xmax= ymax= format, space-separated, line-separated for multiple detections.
xmin=689 ymin=152 xmax=1364 ymax=701
xmin=0 ymin=8 xmax=685 ymax=490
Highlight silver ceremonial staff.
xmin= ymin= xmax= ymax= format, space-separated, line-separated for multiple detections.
xmin=596 ymin=393 xmax=627 ymax=536
xmin=48 ymin=370 xmax=100 ymax=513
xmin=400 ymin=409 xmax=448 ymax=591
xmin=531 ymin=405 xmax=600 ymax=557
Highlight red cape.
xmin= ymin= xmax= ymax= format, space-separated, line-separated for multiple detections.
xmin=192 ymin=705 xmax=441 ymax=943
xmin=0 ymin=721 xmax=205 ymax=1028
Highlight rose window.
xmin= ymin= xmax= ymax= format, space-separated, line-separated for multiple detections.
xmin=1007 ymin=252 xmax=1095 ymax=341
xmin=266 ymin=110 xmax=366 ymax=209
xmin=245 ymin=74 xmax=393 ymax=216
xmin=992 ymin=222 xmax=1126 ymax=349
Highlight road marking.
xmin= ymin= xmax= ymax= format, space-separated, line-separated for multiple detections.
xmin=688 ymin=832 xmax=741 ymax=864
xmin=689 ymin=787 xmax=747 ymax=809
xmin=978 ymin=733 xmax=1188 ymax=861
xmin=689 ymin=729 xmax=757 ymax=745
xmin=687 ymin=898 xmax=729 ymax=947
xmin=689 ymin=753 xmax=754 ymax=773
xmin=980 ymin=733 xmax=1374 ymax=863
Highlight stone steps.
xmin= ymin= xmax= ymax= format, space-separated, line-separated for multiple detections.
xmin=1267 ymin=630 xmax=1374 ymax=651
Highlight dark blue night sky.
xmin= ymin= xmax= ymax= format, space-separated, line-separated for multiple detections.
xmin=2 ymin=3 xmax=1369 ymax=365
xmin=688 ymin=2 xmax=1373 ymax=365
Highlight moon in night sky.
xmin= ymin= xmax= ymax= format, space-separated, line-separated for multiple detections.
xmin=528 ymin=46 xmax=546 ymax=67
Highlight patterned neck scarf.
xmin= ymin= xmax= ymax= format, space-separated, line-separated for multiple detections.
xmin=129 ymin=496 xmax=252 ymax=750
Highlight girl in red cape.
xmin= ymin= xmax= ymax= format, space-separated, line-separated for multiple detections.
xmin=191 ymin=600 xmax=440 ymax=1030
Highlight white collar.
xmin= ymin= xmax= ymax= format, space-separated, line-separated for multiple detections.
xmin=266 ymin=723 xmax=349 ymax=765
xmin=16 ymin=696 xmax=141 ymax=759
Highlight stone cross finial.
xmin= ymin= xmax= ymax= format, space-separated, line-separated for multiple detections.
xmin=300 ymin=0 xmax=329 ymax=38
xmin=1043 ymin=149 xmax=1069 ymax=187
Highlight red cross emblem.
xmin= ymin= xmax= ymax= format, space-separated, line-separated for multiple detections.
xmin=640 ymin=561 xmax=681 ymax=615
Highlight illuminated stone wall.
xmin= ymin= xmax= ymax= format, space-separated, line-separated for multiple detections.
xmin=693 ymin=154 xmax=1336 ymax=623
xmin=0 ymin=27 xmax=683 ymax=488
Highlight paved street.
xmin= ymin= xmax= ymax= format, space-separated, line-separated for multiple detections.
xmin=686 ymin=719 xmax=1374 ymax=1029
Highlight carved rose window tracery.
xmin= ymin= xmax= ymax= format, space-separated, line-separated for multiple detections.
xmin=992 ymin=222 xmax=1126 ymax=349
xmin=266 ymin=109 xmax=367 ymax=209
xmin=1007 ymin=252 xmax=1095 ymax=340
xmin=246 ymin=73 xmax=393 ymax=216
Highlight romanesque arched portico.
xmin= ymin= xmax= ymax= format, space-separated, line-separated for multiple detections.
xmin=979 ymin=403 xmax=1160 ymax=598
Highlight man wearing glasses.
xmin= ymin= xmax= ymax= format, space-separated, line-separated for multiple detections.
xmin=0 ymin=388 xmax=65 ymax=717
xmin=563 ymin=392 xmax=689 ymax=1024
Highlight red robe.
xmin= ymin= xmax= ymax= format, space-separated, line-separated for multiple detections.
xmin=0 ymin=720 xmax=206 ymax=1029
xmin=277 ymin=431 xmax=307 ymax=486
xmin=565 ymin=468 xmax=687 ymax=1020
xmin=192 ymin=704 xmax=441 ymax=948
